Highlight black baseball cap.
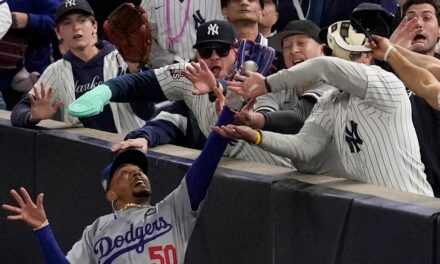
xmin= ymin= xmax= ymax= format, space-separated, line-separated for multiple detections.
xmin=268 ymin=20 xmax=322 ymax=52
xmin=193 ymin=20 xmax=237 ymax=49
xmin=55 ymin=0 xmax=95 ymax=23
xmin=102 ymin=148 xmax=149 ymax=191
xmin=351 ymin=3 xmax=394 ymax=38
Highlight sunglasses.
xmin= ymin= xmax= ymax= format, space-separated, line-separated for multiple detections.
xmin=198 ymin=45 xmax=232 ymax=59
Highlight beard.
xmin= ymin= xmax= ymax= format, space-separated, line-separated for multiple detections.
xmin=133 ymin=189 xmax=152 ymax=200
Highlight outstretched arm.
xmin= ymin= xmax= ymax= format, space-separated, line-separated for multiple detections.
xmin=1 ymin=188 xmax=68 ymax=264
xmin=185 ymin=106 xmax=234 ymax=210
xmin=228 ymin=57 xmax=369 ymax=99
xmin=370 ymin=35 xmax=440 ymax=110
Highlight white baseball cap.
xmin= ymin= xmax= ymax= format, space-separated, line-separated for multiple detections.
xmin=321 ymin=20 xmax=371 ymax=61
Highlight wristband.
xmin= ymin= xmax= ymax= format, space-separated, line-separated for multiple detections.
xmin=33 ymin=219 xmax=49 ymax=231
xmin=383 ymin=45 xmax=395 ymax=62
xmin=254 ymin=130 xmax=262 ymax=145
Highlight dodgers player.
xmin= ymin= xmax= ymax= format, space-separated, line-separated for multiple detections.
xmin=141 ymin=0 xmax=224 ymax=64
xmin=215 ymin=22 xmax=434 ymax=196
xmin=2 ymin=107 xmax=232 ymax=263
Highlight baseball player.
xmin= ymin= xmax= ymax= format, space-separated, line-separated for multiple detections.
xmin=141 ymin=0 xmax=224 ymax=66
xmin=10 ymin=0 xmax=152 ymax=135
xmin=0 ymin=1 xmax=11 ymax=40
xmin=1 ymin=107 xmax=232 ymax=263
xmin=214 ymin=20 xmax=434 ymax=197
xmin=69 ymin=20 xmax=293 ymax=168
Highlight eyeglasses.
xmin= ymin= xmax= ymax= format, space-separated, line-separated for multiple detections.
xmin=198 ymin=45 xmax=231 ymax=59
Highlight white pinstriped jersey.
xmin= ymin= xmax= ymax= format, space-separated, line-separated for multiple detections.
xmin=153 ymin=62 xmax=293 ymax=168
xmin=29 ymin=50 xmax=145 ymax=135
xmin=141 ymin=0 xmax=224 ymax=63
xmin=261 ymin=56 xmax=433 ymax=196
xmin=67 ymin=179 xmax=195 ymax=264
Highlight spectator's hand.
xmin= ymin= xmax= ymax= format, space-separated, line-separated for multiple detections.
xmin=11 ymin=12 xmax=28 ymax=29
xmin=29 ymin=83 xmax=63 ymax=123
xmin=112 ymin=138 xmax=149 ymax=153
xmin=1 ymin=187 xmax=48 ymax=229
xmin=212 ymin=124 xmax=258 ymax=144
xmin=228 ymin=72 xmax=267 ymax=99
xmin=213 ymin=85 xmax=225 ymax=116
xmin=182 ymin=60 xmax=217 ymax=95
xmin=390 ymin=16 xmax=424 ymax=51
xmin=369 ymin=35 xmax=393 ymax=61
xmin=234 ymin=98 xmax=265 ymax=129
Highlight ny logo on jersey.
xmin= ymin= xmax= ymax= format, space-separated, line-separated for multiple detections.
xmin=345 ymin=120 xmax=363 ymax=153
xmin=65 ymin=0 xmax=76 ymax=7
xmin=207 ymin=24 xmax=219 ymax=36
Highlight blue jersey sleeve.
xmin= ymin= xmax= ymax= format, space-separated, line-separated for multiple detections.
xmin=185 ymin=106 xmax=234 ymax=210
xmin=34 ymin=225 xmax=69 ymax=264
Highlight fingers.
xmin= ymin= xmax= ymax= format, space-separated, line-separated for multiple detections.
xmin=111 ymin=139 xmax=148 ymax=152
xmin=36 ymin=193 xmax=44 ymax=209
xmin=1 ymin=204 xmax=21 ymax=214
xmin=20 ymin=187 xmax=35 ymax=206
xmin=52 ymin=100 xmax=63 ymax=110
xmin=32 ymin=87 xmax=40 ymax=101
xmin=242 ymin=97 xmax=256 ymax=112
xmin=199 ymin=59 xmax=209 ymax=72
xmin=40 ymin=83 xmax=46 ymax=98
xmin=9 ymin=189 xmax=25 ymax=208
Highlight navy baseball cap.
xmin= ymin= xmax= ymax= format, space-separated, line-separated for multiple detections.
xmin=55 ymin=0 xmax=95 ymax=23
xmin=269 ymin=20 xmax=322 ymax=52
xmin=351 ymin=3 xmax=394 ymax=38
xmin=193 ymin=20 xmax=237 ymax=49
xmin=102 ymin=148 xmax=148 ymax=191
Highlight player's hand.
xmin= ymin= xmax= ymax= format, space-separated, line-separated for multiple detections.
xmin=111 ymin=138 xmax=149 ymax=153
xmin=212 ymin=124 xmax=258 ymax=144
xmin=182 ymin=60 xmax=217 ymax=95
xmin=389 ymin=16 xmax=424 ymax=51
xmin=234 ymin=98 xmax=264 ymax=129
xmin=227 ymin=71 xmax=267 ymax=99
xmin=1 ymin=187 xmax=48 ymax=229
xmin=29 ymin=82 xmax=63 ymax=122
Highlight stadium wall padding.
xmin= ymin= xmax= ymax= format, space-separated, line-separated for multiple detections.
xmin=1 ymin=112 xmax=440 ymax=264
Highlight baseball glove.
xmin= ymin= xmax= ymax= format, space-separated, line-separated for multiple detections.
xmin=103 ymin=3 xmax=152 ymax=66
xmin=225 ymin=40 xmax=275 ymax=111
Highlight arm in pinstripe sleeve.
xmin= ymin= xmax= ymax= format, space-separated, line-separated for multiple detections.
xmin=260 ymin=122 xmax=331 ymax=164
xmin=267 ymin=56 xmax=369 ymax=98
